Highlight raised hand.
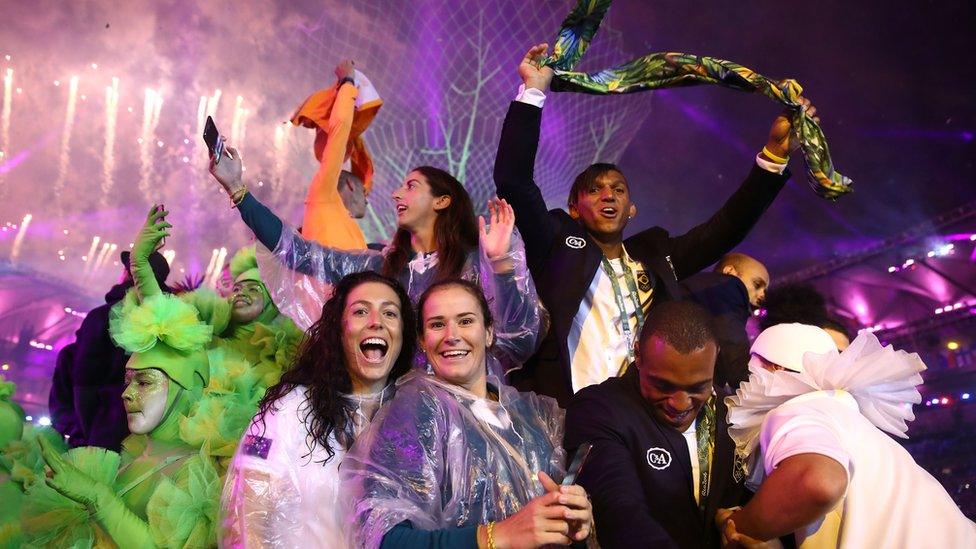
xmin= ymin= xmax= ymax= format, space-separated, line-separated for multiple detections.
xmin=133 ymin=204 xmax=171 ymax=260
xmin=479 ymin=198 xmax=515 ymax=271
xmin=208 ymin=141 xmax=244 ymax=195
xmin=763 ymin=96 xmax=819 ymax=161
xmin=519 ymin=43 xmax=555 ymax=92
xmin=335 ymin=59 xmax=355 ymax=83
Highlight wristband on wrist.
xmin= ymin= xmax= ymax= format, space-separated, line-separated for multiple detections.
xmin=229 ymin=185 xmax=249 ymax=208
xmin=761 ymin=146 xmax=789 ymax=164
xmin=486 ymin=521 xmax=497 ymax=549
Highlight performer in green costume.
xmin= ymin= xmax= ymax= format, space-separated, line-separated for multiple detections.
xmin=28 ymin=294 xmax=220 ymax=548
xmin=125 ymin=205 xmax=305 ymax=468
xmin=8 ymin=204 xmax=305 ymax=548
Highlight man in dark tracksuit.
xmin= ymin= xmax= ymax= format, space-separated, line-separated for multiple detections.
xmin=564 ymin=301 xmax=748 ymax=548
xmin=494 ymin=44 xmax=817 ymax=406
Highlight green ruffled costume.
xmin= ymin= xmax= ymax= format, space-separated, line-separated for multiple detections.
xmin=117 ymin=245 xmax=303 ymax=471
xmin=8 ymin=208 xmax=304 ymax=548
xmin=3 ymin=296 xmax=220 ymax=548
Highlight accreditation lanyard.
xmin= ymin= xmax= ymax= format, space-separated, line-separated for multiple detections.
xmin=600 ymin=255 xmax=645 ymax=365
xmin=695 ymin=393 xmax=717 ymax=512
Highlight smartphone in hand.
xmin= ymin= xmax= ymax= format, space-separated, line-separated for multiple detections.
xmin=155 ymin=204 xmax=167 ymax=250
xmin=562 ymin=442 xmax=593 ymax=486
xmin=203 ymin=116 xmax=226 ymax=163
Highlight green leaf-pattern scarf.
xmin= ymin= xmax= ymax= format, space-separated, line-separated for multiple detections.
xmin=546 ymin=0 xmax=852 ymax=200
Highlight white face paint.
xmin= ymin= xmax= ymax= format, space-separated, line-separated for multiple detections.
xmin=122 ymin=368 xmax=170 ymax=434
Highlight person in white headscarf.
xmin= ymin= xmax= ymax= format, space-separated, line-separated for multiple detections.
xmin=718 ymin=323 xmax=976 ymax=548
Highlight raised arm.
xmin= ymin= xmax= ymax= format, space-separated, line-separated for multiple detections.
xmin=478 ymin=199 xmax=547 ymax=366
xmin=208 ymin=143 xmax=378 ymax=284
xmin=300 ymin=60 xmax=368 ymax=249
xmin=303 ymin=61 xmax=357 ymax=207
xmin=664 ymin=100 xmax=819 ymax=280
xmin=493 ymin=44 xmax=560 ymax=261
xmin=129 ymin=205 xmax=171 ymax=299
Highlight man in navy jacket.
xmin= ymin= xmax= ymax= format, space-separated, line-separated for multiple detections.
xmin=494 ymin=44 xmax=817 ymax=406
xmin=564 ymin=301 xmax=747 ymax=548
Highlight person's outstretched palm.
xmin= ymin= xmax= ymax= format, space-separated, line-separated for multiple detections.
xmin=479 ymin=198 xmax=515 ymax=263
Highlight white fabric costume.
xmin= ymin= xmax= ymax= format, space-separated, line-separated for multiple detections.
xmin=726 ymin=328 xmax=976 ymax=548
xmin=219 ymin=385 xmax=389 ymax=548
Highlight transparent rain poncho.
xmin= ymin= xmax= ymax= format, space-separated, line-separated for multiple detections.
xmin=340 ymin=371 xmax=566 ymax=549
xmin=256 ymin=224 xmax=547 ymax=371
xmin=220 ymin=384 xmax=392 ymax=548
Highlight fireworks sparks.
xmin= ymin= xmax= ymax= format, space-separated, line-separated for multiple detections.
xmin=54 ymin=75 xmax=80 ymax=209
xmin=1 ymin=68 xmax=14 ymax=185
xmin=10 ymin=213 xmax=32 ymax=261
xmin=101 ymin=76 xmax=120 ymax=208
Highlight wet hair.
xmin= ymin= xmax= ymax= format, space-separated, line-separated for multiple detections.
xmin=254 ymin=271 xmax=416 ymax=464
xmin=759 ymin=283 xmax=830 ymax=331
xmin=567 ymin=162 xmax=627 ymax=208
xmin=416 ymin=278 xmax=494 ymax=336
xmin=382 ymin=166 xmax=478 ymax=282
xmin=638 ymin=300 xmax=717 ymax=355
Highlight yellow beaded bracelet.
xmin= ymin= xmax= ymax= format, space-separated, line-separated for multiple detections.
xmin=487 ymin=521 xmax=497 ymax=549
xmin=229 ymin=185 xmax=249 ymax=208
xmin=761 ymin=146 xmax=789 ymax=164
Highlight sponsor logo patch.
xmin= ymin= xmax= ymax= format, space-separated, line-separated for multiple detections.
xmin=565 ymin=236 xmax=586 ymax=249
xmin=646 ymin=447 xmax=672 ymax=470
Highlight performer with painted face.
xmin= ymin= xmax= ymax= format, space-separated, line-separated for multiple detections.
xmin=208 ymin=154 xmax=544 ymax=373
xmin=124 ymin=206 xmax=304 ymax=466
xmin=220 ymin=272 xmax=416 ymax=548
xmin=342 ymin=280 xmax=592 ymax=549
xmin=28 ymin=294 xmax=222 ymax=547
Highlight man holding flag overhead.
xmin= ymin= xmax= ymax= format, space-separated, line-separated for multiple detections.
xmin=495 ymin=38 xmax=818 ymax=406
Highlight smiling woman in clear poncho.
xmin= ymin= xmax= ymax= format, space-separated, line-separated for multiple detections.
xmin=219 ymin=272 xmax=417 ymax=548
xmin=341 ymin=280 xmax=593 ymax=549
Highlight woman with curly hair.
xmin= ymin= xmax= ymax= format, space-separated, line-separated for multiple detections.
xmin=220 ymin=271 xmax=417 ymax=547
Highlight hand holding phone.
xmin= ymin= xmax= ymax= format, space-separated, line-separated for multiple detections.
xmin=203 ymin=116 xmax=226 ymax=164
xmin=155 ymin=204 xmax=167 ymax=250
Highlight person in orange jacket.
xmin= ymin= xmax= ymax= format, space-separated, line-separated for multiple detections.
xmin=292 ymin=59 xmax=382 ymax=250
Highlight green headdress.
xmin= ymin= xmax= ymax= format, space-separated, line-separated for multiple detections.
xmin=228 ymin=246 xmax=279 ymax=325
xmin=0 ymin=374 xmax=25 ymax=447
xmin=229 ymin=246 xmax=263 ymax=287
xmin=109 ymin=294 xmax=213 ymax=389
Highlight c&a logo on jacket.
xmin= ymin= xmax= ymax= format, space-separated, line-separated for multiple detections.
xmin=646 ymin=447 xmax=672 ymax=470
xmin=565 ymin=236 xmax=586 ymax=249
